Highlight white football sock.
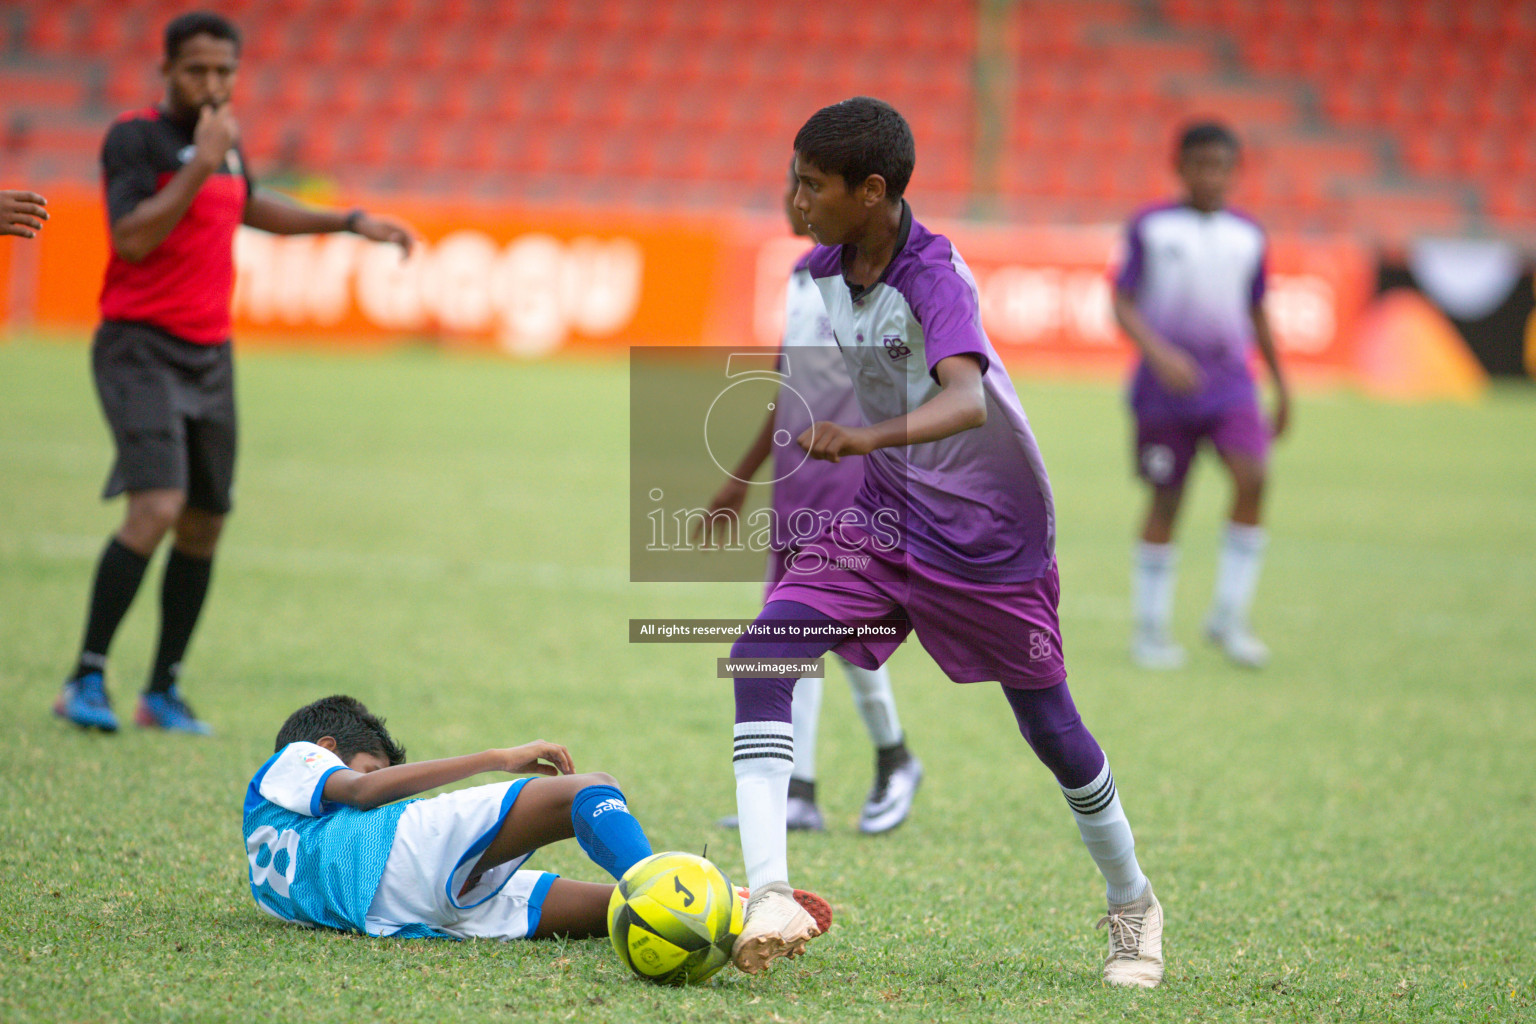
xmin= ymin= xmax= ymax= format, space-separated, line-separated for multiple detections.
xmin=1062 ymin=758 xmax=1148 ymax=905
xmin=1209 ymin=523 xmax=1267 ymax=629
xmin=836 ymin=656 xmax=904 ymax=748
xmin=733 ymin=721 xmax=793 ymax=889
xmin=1133 ymin=541 xmax=1178 ymax=637
xmin=789 ymin=677 xmax=823 ymax=783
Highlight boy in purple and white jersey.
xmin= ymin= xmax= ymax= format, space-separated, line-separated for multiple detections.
xmin=706 ymin=162 xmax=921 ymax=836
xmin=726 ymin=98 xmax=1163 ymax=989
xmin=1113 ymin=122 xmax=1290 ymax=670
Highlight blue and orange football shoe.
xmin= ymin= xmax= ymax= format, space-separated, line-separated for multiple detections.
xmin=53 ymin=672 xmax=119 ymax=732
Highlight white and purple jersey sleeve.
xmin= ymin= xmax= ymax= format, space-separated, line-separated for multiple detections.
xmin=257 ymin=741 xmax=349 ymax=817
xmin=1115 ymin=202 xmax=1267 ymax=416
xmin=807 ymin=204 xmax=1056 ymax=584
xmin=771 ymin=253 xmax=866 ymax=527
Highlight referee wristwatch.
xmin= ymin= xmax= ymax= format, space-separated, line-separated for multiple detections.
xmin=343 ymin=208 xmax=365 ymax=233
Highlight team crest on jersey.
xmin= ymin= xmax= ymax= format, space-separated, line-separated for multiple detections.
xmin=882 ymin=335 xmax=912 ymax=360
xmin=302 ymin=750 xmax=325 ymax=766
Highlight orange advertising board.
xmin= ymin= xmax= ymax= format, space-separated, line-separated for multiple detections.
xmin=749 ymin=219 xmax=1373 ymax=381
xmin=11 ymin=186 xmax=1372 ymax=386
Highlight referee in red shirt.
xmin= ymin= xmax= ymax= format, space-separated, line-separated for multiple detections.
xmin=54 ymin=11 xmax=414 ymax=734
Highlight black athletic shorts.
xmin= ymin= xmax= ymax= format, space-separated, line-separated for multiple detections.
xmin=92 ymin=320 xmax=237 ymax=514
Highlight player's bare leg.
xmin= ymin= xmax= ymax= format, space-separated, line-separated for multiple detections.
xmin=472 ymin=772 xmax=621 ymax=868
xmin=469 ymin=772 xmax=654 ymax=891
xmin=118 ymin=487 xmax=187 ymax=554
xmin=1139 ymin=481 xmax=1184 ymax=547
xmin=529 ymin=879 xmax=613 ymax=939
xmin=170 ymin=505 xmax=224 ymax=558
xmin=1132 ymin=483 xmax=1186 ymax=669
xmin=1206 ymin=450 xmax=1269 ymax=667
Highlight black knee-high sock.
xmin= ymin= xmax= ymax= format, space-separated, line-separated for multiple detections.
xmin=75 ymin=537 xmax=151 ymax=678
xmin=147 ymin=548 xmax=214 ymax=694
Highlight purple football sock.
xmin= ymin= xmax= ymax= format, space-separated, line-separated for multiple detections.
xmin=733 ymin=600 xmax=841 ymax=724
xmin=1001 ymin=682 xmax=1106 ymax=790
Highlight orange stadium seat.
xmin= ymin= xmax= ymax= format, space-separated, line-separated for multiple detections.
xmin=0 ymin=71 xmax=87 ymax=112
xmin=11 ymin=0 xmax=1530 ymax=240
xmin=1485 ymin=180 xmax=1536 ymax=227
xmin=25 ymin=6 xmax=75 ymax=53
xmin=104 ymin=61 xmax=159 ymax=109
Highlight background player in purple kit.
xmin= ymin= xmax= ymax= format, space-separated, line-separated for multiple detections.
xmin=707 ymin=160 xmax=921 ymax=836
xmin=1113 ymin=122 xmax=1290 ymax=671
xmin=725 ymin=98 xmax=1163 ymax=989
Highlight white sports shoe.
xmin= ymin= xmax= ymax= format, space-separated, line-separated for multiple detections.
xmin=717 ymin=794 xmax=825 ymax=832
xmin=1204 ymin=616 xmax=1269 ymax=668
xmin=859 ymin=755 xmax=923 ymax=834
xmin=1097 ymin=880 xmax=1164 ymax=988
xmin=732 ymin=883 xmax=823 ymax=974
xmin=1130 ymin=631 xmax=1186 ymax=670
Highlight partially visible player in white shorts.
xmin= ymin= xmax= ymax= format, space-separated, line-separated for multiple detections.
xmin=365 ymin=780 xmax=561 ymax=939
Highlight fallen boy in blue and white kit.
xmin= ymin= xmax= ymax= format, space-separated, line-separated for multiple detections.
xmin=243 ymin=695 xmax=655 ymax=940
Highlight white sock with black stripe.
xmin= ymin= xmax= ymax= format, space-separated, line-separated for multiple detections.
xmin=1062 ymin=758 xmax=1148 ymax=904
xmin=733 ymin=721 xmax=795 ymax=890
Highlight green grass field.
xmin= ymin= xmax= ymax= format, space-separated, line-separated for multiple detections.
xmin=2 ymin=336 xmax=1533 ymax=1024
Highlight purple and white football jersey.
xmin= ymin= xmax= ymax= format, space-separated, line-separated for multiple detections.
xmin=1115 ymin=202 xmax=1268 ymax=418
xmin=806 ymin=203 xmax=1056 ymax=584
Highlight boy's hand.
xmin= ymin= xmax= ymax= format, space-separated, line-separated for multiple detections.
xmin=350 ymin=212 xmax=417 ymax=257
xmin=1270 ymin=387 xmax=1291 ymax=439
xmin=798 ymin=421 xmax=875 ymax=463
xmin=1147 ymin=343 xmax=1203 ymax=395
xmin=692 ymin=477 xmax=748 ymax=546
xmin=0 ymin=190 xmax=48 ymax=237
xmin=500 ymin=741 xmax=574 ymax=776
xmin=192 ymin=103 xmax=240 ymax=169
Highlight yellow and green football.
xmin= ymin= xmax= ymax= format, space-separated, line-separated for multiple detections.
xmin=608 ymin=852 xmax=743 ymax=985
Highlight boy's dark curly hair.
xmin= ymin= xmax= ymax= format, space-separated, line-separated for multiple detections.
xmin=274 ymin=695 xmax=406 ymax=765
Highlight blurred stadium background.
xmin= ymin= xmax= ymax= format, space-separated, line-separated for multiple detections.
xmin=0 ymin=0 xmax=1532 ymax=388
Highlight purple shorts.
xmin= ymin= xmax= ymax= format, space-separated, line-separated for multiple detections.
xmin=767 ymin=524 xmax=1067 ymax=689
xmin=1135 ymin=400 xmax=1270 ymax=488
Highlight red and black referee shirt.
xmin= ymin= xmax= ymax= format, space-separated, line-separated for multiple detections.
xmin=98 ymin=107 xmax=254 ymax=345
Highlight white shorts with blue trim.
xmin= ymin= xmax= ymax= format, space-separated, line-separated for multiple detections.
xmin=364 ymin=779 xmax=559 ymax=940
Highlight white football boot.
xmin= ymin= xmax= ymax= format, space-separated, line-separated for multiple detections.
xmin=1204 ymin=615 xmax=1269 ymax=669
xmin=732 ymin=882 xmax=824 ymax=975
xmin=858 ymin=753 xmax=923 ymax=834
xmin=1130 ymin=629 xmax=1186 ymax=670
xmin=1097 ymin=880 xmax=1165 ymax=988
xmin=718 ymin=793 xmax=825 ymax=832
